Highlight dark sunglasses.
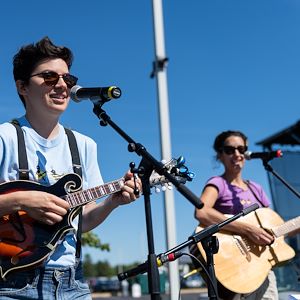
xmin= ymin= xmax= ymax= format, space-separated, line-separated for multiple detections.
xmin=30 ymin=71 xmax=78 ymax=88
xmin=222 ymin=145 xmax=248 ymax=155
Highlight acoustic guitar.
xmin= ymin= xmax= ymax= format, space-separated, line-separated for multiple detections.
xmin=190 ymin=207 xmax=297 ymax=294
xmin=0 ymin=157 xmax=190 ymax=280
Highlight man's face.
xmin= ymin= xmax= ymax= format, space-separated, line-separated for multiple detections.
xmin=18 ymin=58 xmax=73 ymax=118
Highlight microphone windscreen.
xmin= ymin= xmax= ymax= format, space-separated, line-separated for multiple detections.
xmin=70 ymin=85 xmax=82 ymax=102
xmin=244 ymin=151 xmax=252 ymax=160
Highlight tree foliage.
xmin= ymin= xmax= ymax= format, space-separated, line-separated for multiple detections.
xmin=82 ymin=231 xmax=110 ymax=251
xmin=81 ymin=232 xmax=141 ymax=278
xmin=83 ymin=253 xmax=141 ymax=278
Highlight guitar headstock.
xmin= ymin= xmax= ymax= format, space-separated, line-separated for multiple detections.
xmin=150 ymin=156 xmax=195 ymax=193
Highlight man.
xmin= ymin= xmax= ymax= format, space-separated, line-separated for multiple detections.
xmin=0 ymin=36 xmax=140 ymax=299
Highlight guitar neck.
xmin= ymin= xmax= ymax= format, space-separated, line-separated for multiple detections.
xmin=64 ymin=178 xmax=124 ymax=208
xmin=272 ymin=215 xmax=300 ymax=237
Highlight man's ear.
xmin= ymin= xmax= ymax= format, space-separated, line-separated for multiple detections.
xmin=15 ymin=80 xmax=28 ymax=96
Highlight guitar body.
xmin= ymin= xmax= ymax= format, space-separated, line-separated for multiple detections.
xmin=191 ymin=208 xmax=295 ymax=294
xmin=0 ymin=173 xmax=82 ymax=279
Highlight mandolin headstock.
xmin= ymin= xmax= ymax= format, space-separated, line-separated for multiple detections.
xmin=149 ymin=156 xmax=195 ymax=193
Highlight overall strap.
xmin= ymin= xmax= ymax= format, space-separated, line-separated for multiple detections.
xmin=64 ymin=128 xmax=82 ymax=177
xmin=64 ymin=128 xmax=83 ymax=259
xmin=10 ymin=120 xmax=29 ymax=180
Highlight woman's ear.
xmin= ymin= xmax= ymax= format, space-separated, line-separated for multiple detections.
xmin=217 ymin=152 xmax=224 ymax=164
xmin=15 ymin=80 xmax=28 ymax=96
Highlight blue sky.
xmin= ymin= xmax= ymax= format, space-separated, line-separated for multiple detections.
xmin=1 ymin=0 xmax=300 ymax=266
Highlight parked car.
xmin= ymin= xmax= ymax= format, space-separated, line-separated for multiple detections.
xmin=181 ymin=274 xmax=204 ymax=288
xmin=93 ymin=276 xmax=121 ymax=293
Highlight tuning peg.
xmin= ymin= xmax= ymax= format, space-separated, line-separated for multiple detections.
xmin=167 ymin=183 xmax=172 ymax=190
xmin=155 ymin=187 xmax=161 ymax=193
xmin=179 ymin=166 xmax=188 ymax=175
xmin=161 ymin=185 xmax=167 ymax=192
xmin=187 ymin=171 xmax=195 ymax=181
xmin=176 ymin=156 xmax=185 ymax=167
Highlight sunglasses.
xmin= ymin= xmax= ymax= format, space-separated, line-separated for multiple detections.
xmin=30 ymin=71 xmax=78 ymax=88
xmin=222 ymin=145 xmax=248 ymax=155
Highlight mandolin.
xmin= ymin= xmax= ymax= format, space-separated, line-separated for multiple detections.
xmin=0 ymin=157 xmax=192 ymax=279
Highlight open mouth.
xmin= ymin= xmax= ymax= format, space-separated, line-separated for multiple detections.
xmin=50 ymin=94 xmax=67 ymax=103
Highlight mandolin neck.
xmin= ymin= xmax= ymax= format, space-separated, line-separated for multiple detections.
xmin=64 ymin=178 xmax=124 ymax=208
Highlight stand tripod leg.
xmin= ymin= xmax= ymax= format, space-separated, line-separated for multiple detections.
xmin=148 ymin=254 xmax=161 ymax=300
xmin=202 ymin=236 xmax=219 ymax=300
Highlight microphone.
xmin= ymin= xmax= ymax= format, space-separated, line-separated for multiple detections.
xmin=117 ymin=251 xmax=182 ymax=281
xmin=244 ymin=150 xmax=283 ymax=161
xmin=70 ymin=85 xmax=122 ymax=103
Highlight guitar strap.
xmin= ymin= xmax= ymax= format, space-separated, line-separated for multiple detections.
xmin=10 ymin=120 xmax=83 ymax=259
xmin=245 ymin=180 xmax=267 ymax=208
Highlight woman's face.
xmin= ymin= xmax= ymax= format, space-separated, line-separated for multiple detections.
xmin=219 ymin=135 xmax=247 ymax=173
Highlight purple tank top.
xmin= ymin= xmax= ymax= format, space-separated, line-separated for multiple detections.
xmin=205 ymin=176 xmax=270 ymax=214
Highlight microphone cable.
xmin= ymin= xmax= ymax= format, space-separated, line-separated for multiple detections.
xmin=177 ymin=252 xmax=219 ymax=300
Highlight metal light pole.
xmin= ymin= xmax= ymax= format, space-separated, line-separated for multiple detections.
xmin=151 ymin=0 xmax=180 ymax=299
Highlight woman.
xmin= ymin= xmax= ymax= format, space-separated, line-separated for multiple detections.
xmin=194 ymin=130 xmax=278 ymax=300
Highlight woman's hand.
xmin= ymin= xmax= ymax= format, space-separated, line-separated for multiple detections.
xmin=245 ymin=225 xmax=274 ymax=246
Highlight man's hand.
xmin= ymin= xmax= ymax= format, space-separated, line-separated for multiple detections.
xmin=111 ymin=171 xmax=142 ymax=206
xmin=17 ymin=190 xmax=70 ymax=225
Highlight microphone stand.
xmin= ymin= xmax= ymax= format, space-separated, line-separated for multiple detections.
xmin=92 ymin=104 xmax=203 ymax=300
xmin=261 ymin=158 xmax=300 ymax=200
xmin=158 ymin=203 xmax=258 ymax=300
xmin=118 ymin=204 xmax=259 ymax=300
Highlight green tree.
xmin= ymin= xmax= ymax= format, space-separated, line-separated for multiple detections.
xmin=94 ymin=260 xmax=115 ymax=277
xmin=82 ymin=231 xmax=110 ymax=251
xmin=83 ymin=254 xmax=97 ymax=277
xmin=81 ymin=231 xmax=142 ymax=278
xmin=82 ymin=231 xmax=111 ymax=278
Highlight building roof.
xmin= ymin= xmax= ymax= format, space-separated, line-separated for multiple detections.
xmin=256 ymin=120 xmax=300 ymax=149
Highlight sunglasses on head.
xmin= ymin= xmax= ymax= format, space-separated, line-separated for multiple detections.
xmin=222 ymin=145 xmax=248 ymax=155
xmin=30 ymin=71 xmax=78 ymax=88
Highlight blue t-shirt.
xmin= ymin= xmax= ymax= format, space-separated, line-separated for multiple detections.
xmin=0 ymin=116 xmax=103 ymax=267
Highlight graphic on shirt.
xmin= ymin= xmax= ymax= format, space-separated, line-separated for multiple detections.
xmin=36 ymin=164 xmax=65 ymax=185
xmin=240 ymin=199 xmax=252 ymax=205
xmin=35 ymin=151 xmax=49 ymax=184
xmin=36 ymin=165 xmax=47 ymax=182
xmin=35 ymin=151 xmax=66 ymax=184
xmin=50 ymin=169 xmax=65 ymax=181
